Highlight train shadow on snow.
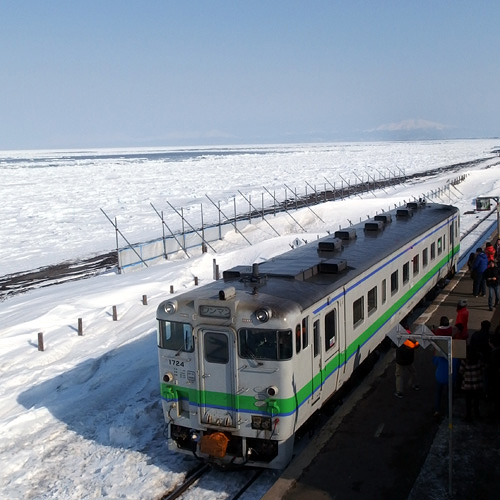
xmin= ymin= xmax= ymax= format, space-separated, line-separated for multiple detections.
xmin=17 ymin=331 xmax=197 ymax=474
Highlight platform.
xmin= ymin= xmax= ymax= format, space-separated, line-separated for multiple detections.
xmin=263 ymin=266 xmax=500 ymax=500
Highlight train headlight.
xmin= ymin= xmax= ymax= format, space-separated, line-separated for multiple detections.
xmin=190 ymin=430 xmax=201 ymax=443
xmin=164 ymin=301 xmax=177 ymax=314
xmin=163 ymin=372 xmax=174 ymax=383
xmin=251 ymin=415 xmax=272 ymax=430
xmin=255 ymin=307 xmax=272 ymax=323
xmin=266 ymin=385 xmax=279 ymax=397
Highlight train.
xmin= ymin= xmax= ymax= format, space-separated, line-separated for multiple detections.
xmin=156 ymin=200 xmax=460 ymax=469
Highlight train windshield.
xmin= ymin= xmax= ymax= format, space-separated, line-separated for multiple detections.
xmin=238 ymin=328 xmax=293 ymax=361
xmin=158 ymin=320 xmax=194 ymax=352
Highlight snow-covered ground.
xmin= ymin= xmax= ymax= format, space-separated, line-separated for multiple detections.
xmin=1 ymin=140 xmax=500 ymax=500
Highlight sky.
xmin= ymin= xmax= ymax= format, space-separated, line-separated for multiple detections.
xmin=1 ymin=1 xmax=499 ymax=150
xmin=1 ymin=144 xmax=500 ymax=499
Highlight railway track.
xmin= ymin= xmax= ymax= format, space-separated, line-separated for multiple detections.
xmin=160 ymin=463 xmax=265 ymax=500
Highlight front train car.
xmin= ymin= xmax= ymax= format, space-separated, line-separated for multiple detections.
xmin=157 ymin=200 xmax=460 ymax=469
xmin=157 ymin=271 xmax=304 ymax=469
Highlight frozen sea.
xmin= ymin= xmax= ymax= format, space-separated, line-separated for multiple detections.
xmin=1 ymin=139 xmax=500 ymax=500
xmin=2 ymin=139 xmax=499 ymax=276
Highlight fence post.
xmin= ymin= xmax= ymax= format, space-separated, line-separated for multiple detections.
xmin=78 ymin=318 xmax=83 ymax=336
xmin=112 ymin=305 xmax=118 ymax=321
xmin=142 ymin=295 xmax=148 ymax=305
xmin=170 ymin=285 xmax=174 ymax=294
xmin=38 ymin=332 xmax=44 ymax=351
xmin=213 ymin=259 xmax=217 ymax=280
xmin=194 ymin=276 xmax=199 ymax=286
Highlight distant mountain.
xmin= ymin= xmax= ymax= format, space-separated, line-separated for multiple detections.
xmin=365 ymin=119 xmax=451 ymax=141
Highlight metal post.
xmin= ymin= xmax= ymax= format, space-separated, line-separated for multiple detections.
xmin=161 ymin=210 xmax=167 ymax=260
xmin=114 ymin=216 xmax=121 ymax=274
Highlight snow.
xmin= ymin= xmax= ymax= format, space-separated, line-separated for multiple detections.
xmin=1 ymin=139 xmax=500 ymax=500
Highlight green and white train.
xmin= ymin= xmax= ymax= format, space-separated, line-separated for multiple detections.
xmin=157 ymin=201 xmax=459 ymax=469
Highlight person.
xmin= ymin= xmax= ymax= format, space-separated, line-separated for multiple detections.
xmin=496 ymin=238 xmax=500 ymax=266
xmin=394 ymin=322 xmax=419 ymax=399
xmin=455 ymin=300 xmax=469 ymax=339
xmin=467 ymin=251 xmax=476 ymax=272
xmin=488 ymin=325 xmax=500 ymax=417
xmin=432 ymin=316 xmax=453 ymax=336
xmin=471 ymin=247 xmax=488 ymax=297
xmin=452 ymin=323 xmax=466 ymax=340
xmin=485 ymin=241 xmax=496 ymax=263
xmin=470 ymin=320 xmax=492 ymax=360
xmin=467 ymin=252 xmax=476 ymax=294
xmin=484 ymin=260 xmax=500 ymax=311
xmin=432 ymin=354 xmax=458 ymax=418
xmin=459 ymin=346 xmax=484 ymax=422
xmin=470 ymin=320 xmax=492 ymax=394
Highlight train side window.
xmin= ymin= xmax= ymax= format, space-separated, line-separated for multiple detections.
xmin=368 ymin=286 xmax=377 ymax=314
xmin=325 ymin=310 xmax=336 ymax=351
xmin=313 ymin=320 xmax=320 ymax=357
xmin=431 ymin=242 xmax=436 ymax=260
xmin=391 ymin=270 xmax=399 ymax=295
xmin=296 ymin=324 xmax=301 ymax=354
xmin=382 ymin=279 xmax=387 ymax=304
xmin=403 ymin=262 xmax=410 ymax=284
xmin=422 ymin=248 xmax=428 ymax=267
xmin=443 ymin=234 xmax=446 ymax=250
xmin=353 ymin=296 xmax=364 ymax=327
xmin=413 ymin=254 xmax=419 ymax=275
xmin=438 ymin=237 xmax=443 ymax=255
xmin=302 ymin=317 xmax=309 ymax=349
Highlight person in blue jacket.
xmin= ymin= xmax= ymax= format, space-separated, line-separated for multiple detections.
xmin=472 ymin=247 xmax=488 ymax=297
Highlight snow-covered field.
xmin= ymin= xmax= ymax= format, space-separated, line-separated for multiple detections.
xmin=1 ymin=140 xmax=500 ymax=500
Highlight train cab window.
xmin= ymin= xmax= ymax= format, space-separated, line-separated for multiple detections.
xmin=413 ymin=254 xmax=419 ymax=276
xmin=431 ymin=242 xmax=436 ymax=260
xmin=382 ymin=279 xmax=387 ymax=304
xmin=204 ymin=332 xmax=229 ymax=364
xmin=438 ymin=237 xmax=443 ymax=255
xmin=403 ymin=262 xmax=410 ymax=284
xmin=353 ymin=296 xmax=364 ymax=327
xmin=302 ymin=317 xmax=309 ymax=349
xmin=325 ymin=310 xmax=337 ymax=351
xmin=391 ymin=270 xmax=399 ymax=295
xmin=422 ymin=248 xmax=428 ymax=267
xmin=238 ymin=328 xmax=292 ymax=361
xmin=313 ymin=320 xmax=320 ymax=357
xmin=296 ymin=324 xmax=301 ymax=354
xmin=158 ymin=320 xmax=194 ymax=352
xmin=368 ymin=286 xmax=377 ymax=314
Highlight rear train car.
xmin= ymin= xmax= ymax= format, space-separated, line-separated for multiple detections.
xmin=156 ymin=201 xmax=460 ymax=468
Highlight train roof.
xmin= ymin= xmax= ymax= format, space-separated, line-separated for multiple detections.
xmin=166 ymin=202 xmax=459 ymax=312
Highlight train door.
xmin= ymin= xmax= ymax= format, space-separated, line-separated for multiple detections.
xmin=323 ymin=303 xmax=341 ymax=391
xmin=198 ymin=328 xmax=237 ymax=428
xmin=311 ymin=317 xmax=323 ymax=406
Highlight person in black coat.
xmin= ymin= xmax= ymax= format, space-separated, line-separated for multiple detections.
xmin=484 ymin=260 xmax=500 ymax=310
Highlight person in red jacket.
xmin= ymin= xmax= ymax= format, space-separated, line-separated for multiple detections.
xmin=485 ymin=241 xmax=496 ymax=263
xmin=433 ymin=316 xmax=453 ymax=336
xmin=455 ymin=300 xmax=469 ymax=340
